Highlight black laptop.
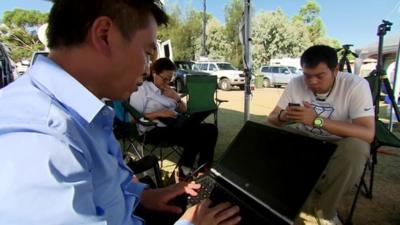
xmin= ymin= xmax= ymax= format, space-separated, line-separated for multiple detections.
xmin=187 ymin=121 xmax=336 ymax=225
xmin=159 ymin=110 xmax=214 ymax=128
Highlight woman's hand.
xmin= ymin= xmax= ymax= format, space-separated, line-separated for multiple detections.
xmin=162 ymin=85 xmax=180 ymax=102
xmin=180 ymin=200 xmax=241 ymax=225
xmin=140 ymin=182 xmax=201 ymax=214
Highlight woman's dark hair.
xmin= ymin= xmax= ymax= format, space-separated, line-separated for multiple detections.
xmin=146 ymin=57 xmax=176 ymax=82
xmin=47 ymin=0 xmax=168 ymax=49
xmin=300 ymin=45 xmax=338 ymax=71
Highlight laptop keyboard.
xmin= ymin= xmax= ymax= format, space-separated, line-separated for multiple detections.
xmin=187 ymin=175 xmax=288 ymax=225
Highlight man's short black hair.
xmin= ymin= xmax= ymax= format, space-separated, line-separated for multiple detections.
xmin=300 ymin=45 xmax=338 ymax=71
xmin=47 ymin=0 xmax=168 ymax=49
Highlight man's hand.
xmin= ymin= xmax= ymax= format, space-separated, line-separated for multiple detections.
xmin=180 ymin=200 xmax=241 ymax=225
xmin=140 ymin=182 xmax=200 ymax=214
xmin=286 ymin=101 xmax=316 ymax=126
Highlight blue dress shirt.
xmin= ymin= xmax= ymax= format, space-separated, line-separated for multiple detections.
xmin=0 ymin=56 xmax=148 ymax=224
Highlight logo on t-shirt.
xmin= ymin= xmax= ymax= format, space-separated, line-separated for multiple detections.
xmin=304 ymin=101 xmax=334 ymax=136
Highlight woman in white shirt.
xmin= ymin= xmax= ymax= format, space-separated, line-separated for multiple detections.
xmin=130 ymin=58 xmax=217 ymax=178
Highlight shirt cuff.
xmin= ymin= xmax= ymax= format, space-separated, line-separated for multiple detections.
xmin=174 ymin=219 xmax=193 ymax=225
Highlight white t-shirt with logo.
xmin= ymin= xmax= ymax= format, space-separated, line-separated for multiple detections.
xmin=277 ymin=72 xmax=374 ymax=141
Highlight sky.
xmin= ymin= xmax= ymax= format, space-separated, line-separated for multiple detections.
xmin=1 ymin=0 xmax=400 ymax=50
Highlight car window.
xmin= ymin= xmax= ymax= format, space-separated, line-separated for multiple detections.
xmin=209 ymin=64 xmax=217 ymax=71
xmin=280 ymin=67 xmax=289 ymax=74
xmin=192 ymin=64 xmax=200 ymax=71
xmin=271 ymin=67 xmax=279 ymax=73
xmin=288 ymin=66 xmax=297 ymax=73
xmin=176 ymin=62 xmax=194 ymax=70
xmin=261 ymin=67 xmax=269 ymax=73
xmin=216 ymin=63 xmax=236 ymax=70
xmin=198 ymin=64 xmax=208 ymax=70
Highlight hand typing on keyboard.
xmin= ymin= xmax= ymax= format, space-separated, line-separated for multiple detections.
xmin=180 ymin=199 xmax=241 ymax=225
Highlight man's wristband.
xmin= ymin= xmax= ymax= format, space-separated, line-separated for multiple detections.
xmin=277 ymin=109 xmax=286 ymax=122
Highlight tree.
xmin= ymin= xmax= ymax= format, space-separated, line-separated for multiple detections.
xmin=292 ymin=0 xmax=340 ymax=48
xmin=224 ymin=0 xmax=243 ymax=68
xmin=206 ymin=18 xmax=228 ymax=61
xmin=292 ymin=0 xmax=325 ymax=45
xmin=158 ymin=5 xmax=203 ymax=60
xmin=0 ymin=9 xmax=48 ymax=62
xmin=252 ymin=9 xmax=312 ymax=70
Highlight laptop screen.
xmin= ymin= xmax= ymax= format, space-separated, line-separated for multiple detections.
xmin=215 ymin=121 xmax=336 ymax=220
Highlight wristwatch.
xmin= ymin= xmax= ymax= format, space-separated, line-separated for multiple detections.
xmin=313 ymin=117 xmax=324 ymax=128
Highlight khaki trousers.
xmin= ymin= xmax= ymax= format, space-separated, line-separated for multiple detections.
xmin=312 ymin=137 xmax=370 ymax=219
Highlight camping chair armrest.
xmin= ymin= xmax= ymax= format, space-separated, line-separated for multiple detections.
xmin=216 ymin=98 xmax=228 ymax=104
xmin=121 ymin=101 xmax=156 ymax=127
xmin=136 ymin=117 xmax=157 ymax=127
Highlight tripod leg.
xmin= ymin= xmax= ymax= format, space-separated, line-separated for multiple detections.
xmin=345 ymin=59 xmax=352 ymax=73
xmin=382 ymin=77 xmax=400 ymax=121
xmin=339 ymin=57 xmax=346 ymax=72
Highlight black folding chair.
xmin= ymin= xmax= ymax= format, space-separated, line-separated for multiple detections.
xmin=121 ymin=101 xmax=184 ymax=184
xmin=110 ymin=100 xmax=164 ymax=188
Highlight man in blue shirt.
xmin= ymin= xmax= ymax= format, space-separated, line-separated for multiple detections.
xmin=0 ymin=0 xmax=240 ymax=224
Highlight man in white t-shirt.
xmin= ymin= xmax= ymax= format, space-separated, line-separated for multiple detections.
xmin=268 ymin=45 xmax=375 ymax=224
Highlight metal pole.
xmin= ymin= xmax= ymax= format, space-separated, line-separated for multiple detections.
xmin=201 ymin=0 xmax=207 ymax=57
xmin=389 ymin=38 xmax=400 ymax=131
xmin=243 ymin=0 xmax=252 ymax=122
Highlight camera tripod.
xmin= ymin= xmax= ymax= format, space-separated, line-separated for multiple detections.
xmin=337 ymin=44 xmax=358 ymax=73
xmin=370 ymin=20 xmax=400 ymax=121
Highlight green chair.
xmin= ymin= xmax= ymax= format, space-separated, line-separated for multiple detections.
xmin=345 ymin=75 xmax=400 ymax=224
xmin=185 ymin=75 xmax=228 ymax=126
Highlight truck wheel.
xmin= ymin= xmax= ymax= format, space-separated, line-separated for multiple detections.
xmin=263 ymin=78 xmax=270 ymax=88
xmin=219 ymin=78 xmax=231 ymax=91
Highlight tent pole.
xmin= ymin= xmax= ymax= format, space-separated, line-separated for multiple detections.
xmin=389 ymin=38 xmax=400 ymax=130
xmin=243 ymin=0 xmax=252 ymax=122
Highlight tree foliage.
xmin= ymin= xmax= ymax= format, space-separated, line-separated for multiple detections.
xmin=292 ymin=0 xmax=325 ymax=45
xmin=224 ymin=0 xmax=244 ymax=68
xmin=0 ymin=9 xmax=48 ymax=62
xmin=252 ymin=9 xmax=312 ymax=70
xmin=205 ymin=18 xmax=229 ymax=61
xmin=158 ymin=5 xmax=203 ymax=61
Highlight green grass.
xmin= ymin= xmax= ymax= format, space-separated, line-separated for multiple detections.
xmin=205 ymin=108 xmax=267 ymax=160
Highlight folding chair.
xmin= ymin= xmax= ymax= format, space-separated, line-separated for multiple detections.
xmin=185 ymin=75 xmax=228 ymax=126
xmin=344 ymin=75 xmax=400 ymax=224
xmin=120 ymin=101 xmax=184 ymax=177
xmin=110 ymin=100 xmax=164 ymax=188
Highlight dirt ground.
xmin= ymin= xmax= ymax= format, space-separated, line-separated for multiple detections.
xmin=216 ymin=87 xmax=400 ymax=225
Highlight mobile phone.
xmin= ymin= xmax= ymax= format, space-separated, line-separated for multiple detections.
xmin=288 ymin=103 xmax=300 ymax=107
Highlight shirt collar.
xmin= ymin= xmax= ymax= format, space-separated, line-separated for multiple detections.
xmin=145 ymin=81 xmax=162 ymax=94
xmin=28 ymin=55 xmax=105 ymax=123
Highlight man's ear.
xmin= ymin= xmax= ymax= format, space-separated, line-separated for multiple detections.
xmin=88 ymin=16 xmax=113 ymax=57
xmin=334 ymin=64 xmax=339 ymax=75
